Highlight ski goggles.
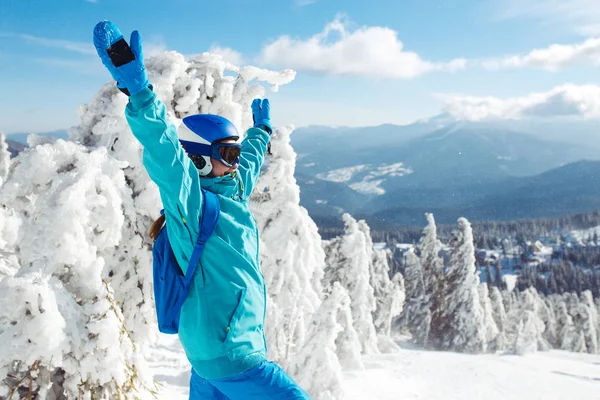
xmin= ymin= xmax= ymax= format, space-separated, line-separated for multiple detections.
xmin=213 ymin=142 xmax=242 ymax=167
xmin=182 ymin=141 xmax=242 ymax=168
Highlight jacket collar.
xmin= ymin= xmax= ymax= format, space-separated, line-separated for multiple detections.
xmin=200 ymin=171 xmax=241 ymax=199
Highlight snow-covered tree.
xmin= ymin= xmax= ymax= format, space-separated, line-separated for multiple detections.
xmin=506 ymin=288 xmax=548 ymax=355
xmin=0 ymin=141 xmax=155 ymax=398
xmin=478 ymin=283 xmax=500 ymax=350
xmin=322 ymin=214 xmax=379 ymax=354
xmin=331 ymin=283 xmax=363 ymax=371
xmin=553 ymin=291 xmax=600 ymax=354
xmin=289 ymin=282 xmax=348 ymax=400
xmin=0 ymin=51 xmax=297 ymax=398
xmin=400 ymin=249 xmax=431 ymax=346
xmin=488 ymin=286 xmax=507 ymax=351
xmin=0 ymin=133 xmax=10 ymax=187
xmin=555 ymin=299 xmax=585 ymax=352
xmin=514 ymin=311 xmax=540 ymax=355
xmin=534 ymin=292 xmax=557 ymax=349
xmin=417 ymin=213 xmax=445 ymax=341
xmin=356 ymin=219 xmax=404 ymax=349
xmin=577 ymin=291 xmax=598 ymax=354
xmin=367 ymin=234 xmax=405 ymax=351
xmin=436 ymin=217 xmax=486 ymax=353
xmin=249 ymin=125 xmax=324 ymax=367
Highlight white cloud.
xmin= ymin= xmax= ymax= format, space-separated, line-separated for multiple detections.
xmin=258 ymin=15 xmax=466 ymax=79
xmin=496 ymin=0 xmax=600 ymax=35
xmin=1 ymin=33 xmax=95 ymax=55
xmin=208 ymin=45 xmax=244 ymax=65
xmin=143 ymin=37 xmax=168 ymax=57
xmin=481 ymin=37 xmax=600 ymax=70
xmin=440 ymin=84 xmax=600 ymax=121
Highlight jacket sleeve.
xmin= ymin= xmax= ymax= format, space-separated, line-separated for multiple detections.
xmin=125 ymin=87 xmax=201 ymax=274
xmin=237 ymin=127 xmax=271 ymax=199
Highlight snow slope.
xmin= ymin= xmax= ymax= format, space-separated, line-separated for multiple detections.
xmin=147 ymin=335 xmax=600 ymax=400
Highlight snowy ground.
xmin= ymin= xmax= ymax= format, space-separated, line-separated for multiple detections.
xmin=147 ymin=335 xmax=600 ymax=400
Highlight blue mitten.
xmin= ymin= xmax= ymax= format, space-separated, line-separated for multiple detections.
xmin=93 ymin=20 xmax=149 ymax=96
xmin=251 ymin=98 xmax=272 ymax=134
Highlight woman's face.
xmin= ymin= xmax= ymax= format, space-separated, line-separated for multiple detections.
xmin=210 ymin=139 xmax=239 ymax=177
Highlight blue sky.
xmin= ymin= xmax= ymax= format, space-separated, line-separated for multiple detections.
xmin=1 ymin=0 xmax=600 ymax=133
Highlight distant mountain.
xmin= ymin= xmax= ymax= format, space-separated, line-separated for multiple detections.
xmin=293 ymin=123 xmax=600 ymax=223
xmin=359 ymin=160 xmax=600 ymax=228
xmin=412 ymin=114 xmax=600 ymax=147
xmin=7 ymin=130 xmax=69 ymax=145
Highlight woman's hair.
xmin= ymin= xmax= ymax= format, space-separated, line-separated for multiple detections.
xmin=149 ymin=214 xmax=166 ymax=242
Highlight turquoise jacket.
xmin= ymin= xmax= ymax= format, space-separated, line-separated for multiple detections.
xmin=125 ymin=88 xmax=270 ymax=379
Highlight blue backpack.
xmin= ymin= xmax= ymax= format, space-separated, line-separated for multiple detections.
xmin=152 ymin=189 xmax=220 ymax=334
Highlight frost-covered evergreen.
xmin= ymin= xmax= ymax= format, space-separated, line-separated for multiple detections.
xmin=488 ymin=286 xmax=507 ymax=351
xmin=400 ymin=249 xmax=431 ymax=346
xmin=555 ymin=300 xmax=584 ymax=352
xmin=436 ymin=218 xmax=486 ymax=353
xmin=362 ymin=221 xmax=405 ymax=352
xmin=0 ymin=133 xmax=10 ymax=187
xmin=249 ymin=125 xmax=324 ymax=368
xmin=549 ymin=291 xmax=599 ymax=354
xmin=330 ymin=283 xmax=363 ymax=371
xmin=322 ymin=214 xmax=379 ymax=354
xmin=0 ymin=51 xmax=297 ymax=398
xmin=0 ymin=142 xmax=154 ymax=398
xmin=289 ymin=282 xmax=348 ymax=400
xmin=478 ymin=283 xmax=500 ymax=350
xmin=417 ymin=213 xmax=445 ymax=348
xmin=506 ymin=289 xmax=548 ymax=355
xmin=579 ymin=291 xmax=599 ymax=353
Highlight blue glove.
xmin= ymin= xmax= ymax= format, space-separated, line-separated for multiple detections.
xmin=93 ymin=20 xmax=149 ymax=96
xmin=251 ymin=98 xmax=272 ymax=134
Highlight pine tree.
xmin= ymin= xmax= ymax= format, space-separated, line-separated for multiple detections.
xmin=488 ymin=286 xmax=507 ymax=351
xmin=494 ymin=259 xmax=505 ymax=290
xmin=485 ymin=264 xmax=494 ymax=287
xmin=250 ymin=125 xmax=324 ymax=366
xmin=509 ymin=288 xmax=549 ymax=354
xmin=0 ymin=133 xmax=10 ymax=187
xmin=435 ymin=218 xmax=486 ymax=353
xmin=478 ymin=283 xmax=500 ymax=350
xmin=370 ymin=248 xmax=405 ymax=351
xmin=322 ymin=214 xmax=379 ymax=354
xmin=400 ymin=249 xmax=431 ymax=346
xmin=289 ymin=282 xmax=346 ymax=400
xmin=0 ymin=141 xmax=155 ymax=398
xmin=417 ymin=213 xmax=445 ymax=348
xmin=577 ymin=291 xmax=598 ymax=353
xmin=331 ymin=283 xmax=364 ymax=370
xmin=514 ymin=311 xmax=540 ymax=355
xmin=555 ymin=299 xmax=583 ymax=352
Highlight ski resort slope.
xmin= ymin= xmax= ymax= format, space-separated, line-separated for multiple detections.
xmin=147 ymin=335 xmax=600 ymax=400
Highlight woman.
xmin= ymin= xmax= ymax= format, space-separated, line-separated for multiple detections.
xmin=93 ymin=20 xmax=310 ymax=400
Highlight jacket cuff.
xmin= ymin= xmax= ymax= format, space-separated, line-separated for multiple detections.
xmin=128 ymin=86 xmax=156 ymax=111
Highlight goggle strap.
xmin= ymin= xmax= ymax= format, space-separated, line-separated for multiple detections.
xmin=180 ymin=140 xmax=211 ymax=156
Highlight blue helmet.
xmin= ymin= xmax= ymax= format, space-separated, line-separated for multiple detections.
xmin=178 ymin=114 xmax=240 ymax=176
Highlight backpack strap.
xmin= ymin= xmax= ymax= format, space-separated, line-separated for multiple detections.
xmin=183 ymin=189 xmax=220 ymax=285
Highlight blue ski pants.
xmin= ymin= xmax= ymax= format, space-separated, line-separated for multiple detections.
xmin=189 ymin=360 xmax=311 ymax=399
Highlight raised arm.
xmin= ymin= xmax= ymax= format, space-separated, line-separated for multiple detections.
xmin=93 ymin=20 xmax=200 ymax=272
xmin=236 ymin=99 xmax=272 ymax=198
xmin=126 ymin=89 xmax=202 ymax=270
